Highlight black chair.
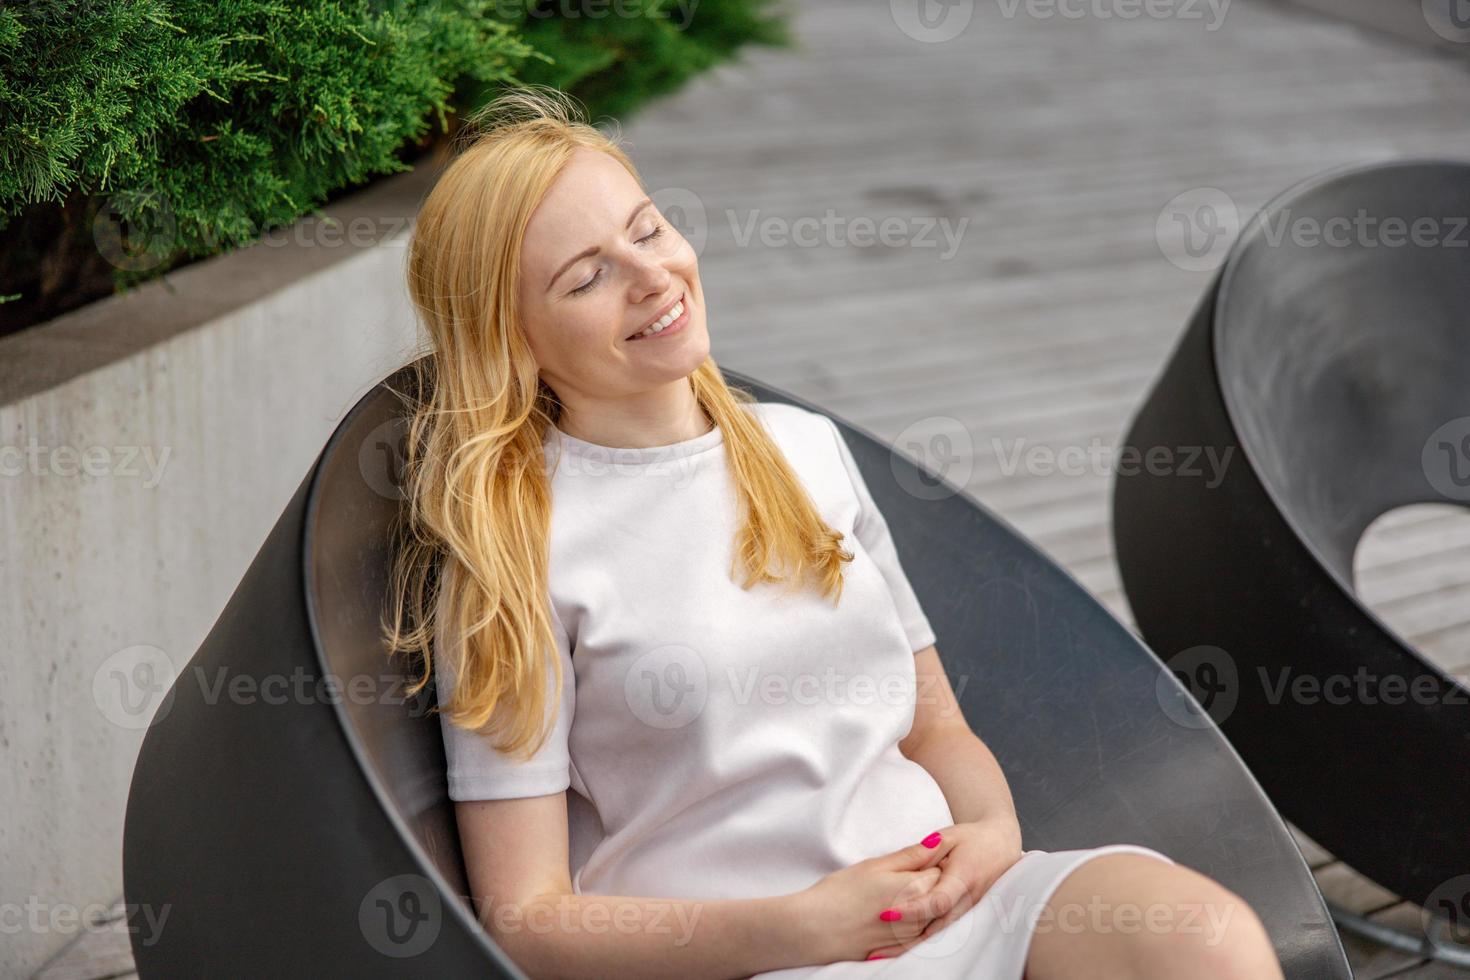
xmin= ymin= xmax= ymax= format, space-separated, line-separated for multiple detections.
xmin=123 ymin=359 xmax=1351 ymax=977
xmin=1113 ymin=159 xmax=1470 ymax=919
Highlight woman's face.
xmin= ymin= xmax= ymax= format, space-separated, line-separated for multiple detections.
xmin=517 ymin=147 xmax=709 ymax=416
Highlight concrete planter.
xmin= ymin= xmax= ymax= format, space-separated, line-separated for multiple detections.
xmin=1 ymin=163 xmax=436 ymax=977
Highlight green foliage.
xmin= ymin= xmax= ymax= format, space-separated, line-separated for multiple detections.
xmin=0 ymin=0 xmax=791 ymax=328
xmin=489 ymin=0 xmax=794 ymax=123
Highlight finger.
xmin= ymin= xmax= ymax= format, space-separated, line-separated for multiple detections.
xmin=868 ymin=918 xmax=939 ymax=960
xmin=902 ymin=866 xmax=943 ymax=898
xmin=886 ymin=868 xmax=943 ymax=924
xmin=918 ymin=881 xmax=977 ymax=938
xmin=879 ymin=828 xmax=956 ymax=871
xmin=863 ymin=941 xmax=915 ymax=961
xmin=914 ymin=869 xmax=970 ymax=921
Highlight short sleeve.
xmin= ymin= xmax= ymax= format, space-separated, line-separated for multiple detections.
xmin=821 ymin=415 xmax=938 ymax=654
xmin=434 ymin=564 xmax=575 ymax=801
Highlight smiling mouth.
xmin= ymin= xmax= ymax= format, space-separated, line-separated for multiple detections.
xmin=626 ymin=292 xmax=689 ymax=341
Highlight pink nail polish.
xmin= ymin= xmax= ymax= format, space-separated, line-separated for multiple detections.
xmin=922 ymin=832 xmax=942 ymax=848
xmin=867 ymin=953 xmax=890 ymax=959
xmin=879 ymin=908 xmax=903 ymax=922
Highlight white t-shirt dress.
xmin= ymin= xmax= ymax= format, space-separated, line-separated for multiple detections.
xmin=435 ymin=400 xmax=1174 ymax=978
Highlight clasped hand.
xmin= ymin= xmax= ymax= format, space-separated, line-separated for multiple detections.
xmin=795 ymin=813 xmax=1024 ymax=965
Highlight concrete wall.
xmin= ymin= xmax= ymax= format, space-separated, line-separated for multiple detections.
xmin=0 ymin=161 xmax=438 ymax=977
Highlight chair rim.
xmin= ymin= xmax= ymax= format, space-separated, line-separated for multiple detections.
xmin=1210 ymin=155 xmax=1470 ymax=687
xmin=299 ymin=362 xmax=512 ymax=971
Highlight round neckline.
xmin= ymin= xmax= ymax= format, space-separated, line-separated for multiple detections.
xmin=544 ymin=418 xmax=724 ymax=464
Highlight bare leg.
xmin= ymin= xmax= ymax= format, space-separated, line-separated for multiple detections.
xmin=1023 ymin=854 xmax=1284 ymax=980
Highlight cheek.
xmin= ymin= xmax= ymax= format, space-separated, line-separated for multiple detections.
xmin=565 ymin=298 xmax=623 ymax=348
xmin=668 ymin=237 xmax=700 ymax=282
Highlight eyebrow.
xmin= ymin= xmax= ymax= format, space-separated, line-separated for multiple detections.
xmin=546 ymin=198 xmax=656 ymax=293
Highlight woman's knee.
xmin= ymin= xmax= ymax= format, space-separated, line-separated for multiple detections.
xmin=1121 ymin=864 xmax=1283 ymax=980
xmin=1025 ymin=854 xmax=1283 ymax=980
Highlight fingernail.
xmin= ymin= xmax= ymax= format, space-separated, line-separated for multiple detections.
xmin=867 ymin=953 xmax=890 ymax=959
xmin=922 ymin=832 xmax=942 ymax=848
xmin=879 ymin=908 xmax=903 ymax=922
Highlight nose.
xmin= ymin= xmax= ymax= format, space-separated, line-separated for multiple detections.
xmin=627 ymin=248 xmax=672 ymax=301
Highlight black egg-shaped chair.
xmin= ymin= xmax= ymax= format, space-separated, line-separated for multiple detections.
xmin=123 ymin=358 xmax=1351 ymax=978
xmin=1113 ymin=159 xmax=1470 ymax=915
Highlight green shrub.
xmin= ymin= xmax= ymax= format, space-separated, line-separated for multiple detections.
xmin=0 ymin=0 xmax=792 ymax=335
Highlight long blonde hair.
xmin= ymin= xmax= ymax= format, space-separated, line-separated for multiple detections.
xmin=384 ymin=85 xmax=856 ymax=763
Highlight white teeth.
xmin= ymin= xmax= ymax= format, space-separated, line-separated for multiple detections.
xmin=632 ymin=300 xmax=684 ymax=339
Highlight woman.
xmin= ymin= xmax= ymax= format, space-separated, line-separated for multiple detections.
xmin=385 ymin=84 xmax=1285 ymax=979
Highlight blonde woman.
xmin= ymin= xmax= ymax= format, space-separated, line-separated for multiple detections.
xmin=386 ymin=85 xmax=1285 ymax=980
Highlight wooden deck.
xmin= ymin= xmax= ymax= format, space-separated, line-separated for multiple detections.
xmin=40 ymin=0 xmax=1470 ymax=976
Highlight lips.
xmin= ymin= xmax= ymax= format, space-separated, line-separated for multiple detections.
xmin=626 ymin=291 xmax=686 ymax=341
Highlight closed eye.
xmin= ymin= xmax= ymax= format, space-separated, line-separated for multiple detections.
xmin=570 ymin=222 xmax=668 ymax=296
